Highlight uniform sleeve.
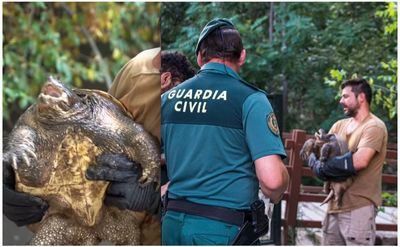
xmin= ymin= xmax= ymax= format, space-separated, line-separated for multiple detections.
xmin=242 ymin=92 xmax=287 ymax=161
xmin=358 ymin=125 xmax=386 ymax=153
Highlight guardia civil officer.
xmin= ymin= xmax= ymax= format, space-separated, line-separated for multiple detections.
xmin=161 ymin=18 xmax=289 ymax=245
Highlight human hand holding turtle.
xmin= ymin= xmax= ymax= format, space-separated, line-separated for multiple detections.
xmin=301 ymin=129 xmax=356 ymax=182
xmin=3 ymin=152 xmax=160 ymax=228
xmin=300 ymin=129 xmax=356 ymax=208
xmin=3 ymin=158 xmax=48 ymax=226
xmin=86 ymin=153 xmax=160 ymax=214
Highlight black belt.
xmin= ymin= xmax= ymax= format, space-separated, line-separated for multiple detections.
xmin=166 ymin=199 xmax=249 ymax=226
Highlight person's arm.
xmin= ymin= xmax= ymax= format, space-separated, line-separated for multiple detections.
xmin=309 ymin=147 xmax=377 ymax=182
xmin=86 ymin=154 xmax=160 ymax=214
xmin=352 ymin=147 xmax=376 ymax=171
xmin=242 ymin=92 xmax=288 ymax=203
xmin=308 ymin=151 xmax=355 ymax=181
xmin=3 ymin=159 xmax=48 ymax=226
xmin=255 ymin=155 xmax=289 ymax=204
xmin=310 ymin=124 xmax=382 ymax=181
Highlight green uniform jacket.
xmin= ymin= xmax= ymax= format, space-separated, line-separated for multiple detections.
xmin=162 ymin=62 xmax=286 ymax=210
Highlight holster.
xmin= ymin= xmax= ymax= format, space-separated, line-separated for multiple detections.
xmin=231 ymin=200 xmax=270 ymax=245
xmin=161 ymin=191 xmax=168 ymax=222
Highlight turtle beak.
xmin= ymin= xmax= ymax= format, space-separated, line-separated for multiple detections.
xmin=41 ymin=82 xmax=63 ymax=98
xmin=40 ymin=76 xmax=79 ymax=104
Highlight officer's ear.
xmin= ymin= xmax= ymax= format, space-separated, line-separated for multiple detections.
xmin=238 ymin=49 xmax=246 ymax=67
xmin=161 ymin=72 xmax=173 ymax=93
xmin=197 ymin=52 xmax=204 ymax=68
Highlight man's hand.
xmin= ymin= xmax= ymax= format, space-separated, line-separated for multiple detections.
xmin=3 ymin=159 xmax=48 ymax=226
xmin=308 ymin=152 xmax=356 ymax=181
xmin=86 ymin=154 xmax=160 ymax=214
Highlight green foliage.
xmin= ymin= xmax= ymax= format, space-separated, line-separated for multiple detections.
xmin=376 ymin=2 xmax=397 ymax=35
xmin=381 ymin=192 xmax=397 ymax=207
xmin=3 ymin=2 xmax=159 ymax=131
xmin=324 ymin=3 xmax=397 ymax=138
xmin=161 ymin=2 xmax=397 ymax=139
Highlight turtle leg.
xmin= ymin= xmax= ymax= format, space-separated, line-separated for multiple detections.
xmin=4 ymin=125 xmax=38 ymax=171
xmin=299 ymin=139 xmax=316 ymax=161
xmin=128 ymin=130 xmax=160 ymax=187
xmin=97 ymin=207 xmax=141 ymax=244
xmin=29 ymin=215 xmax=99 ymax=245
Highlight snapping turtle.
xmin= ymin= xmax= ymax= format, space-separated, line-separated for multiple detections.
xmin=3 ymin=77 xmax=160 ymax=245
xmin=300 ymin=129 xmax=353 ymax=209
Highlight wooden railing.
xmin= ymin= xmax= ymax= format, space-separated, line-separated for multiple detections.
xmin=281 ymin=129 xmax=397 ymax=244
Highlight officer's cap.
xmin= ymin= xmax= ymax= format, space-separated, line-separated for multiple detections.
xmin=195 ymin=18 xmax=236 ymax=55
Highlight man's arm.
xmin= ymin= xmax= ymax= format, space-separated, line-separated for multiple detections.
xmin=352 ymin=147 xmax=376 ymax=171
xmin=255 ymin=155 xmax=289 ymax=204
xmin=309 ymin=147 xmax=377 ymax=181
xmin=3 ymin=159 xmax=48 ymax=226
xmin=86 ymin=154 xmax=160 ymax=214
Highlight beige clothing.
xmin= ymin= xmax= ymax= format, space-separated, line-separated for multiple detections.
xmin=322 ymin=204 xmax=377 ymax=245
xmin=109 ymin=47 xmax=161 ymax=143
xmin=108 ymin=48 xmax=161 ymax=245
xmin=328 ymin=113 xmax=388 ymax=213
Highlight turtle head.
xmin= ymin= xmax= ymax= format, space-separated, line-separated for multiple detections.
xmin=37 ymin=76 xmax=85 ymax=121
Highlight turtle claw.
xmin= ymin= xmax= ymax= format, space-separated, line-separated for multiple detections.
xmin=138 ymin=175 xmax=148 ymax=185
xmin=11 ymin=155 xmax=19 ymax=170
xmin=4 ymin=147 xmax=37 ymax=171
xmin=138 ymin=166 xmax=160 ymax=189
xmin=22 ymin=153 xmax=31 ymax=167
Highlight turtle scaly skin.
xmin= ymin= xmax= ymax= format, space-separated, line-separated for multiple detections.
xmin=3 ymin=77 xmax=160 ymax=245
xmin=300 ymin=129 xmax=353 ymax=209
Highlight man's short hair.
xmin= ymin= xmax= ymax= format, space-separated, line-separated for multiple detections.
xmin=198 ymin=27 xmax=243 ymax=64
xmin=161 ymin=51 xmax=196 ymax=83
xmin=341 ymin=78 xmax=372 ymax=105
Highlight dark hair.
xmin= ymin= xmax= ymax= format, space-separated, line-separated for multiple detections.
xmin=341 ymin=78 xmax=372 ymax=105
xmin=198 ymin=27 xmax=243 ymax=64
xmin=161 ymin=51 xmax=196 ymax=82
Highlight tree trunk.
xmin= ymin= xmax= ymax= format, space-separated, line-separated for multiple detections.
xmin=269 ymin=2 xmax=274 ymax=44
xmin=281 ymin=2 xmax=288 ymax=131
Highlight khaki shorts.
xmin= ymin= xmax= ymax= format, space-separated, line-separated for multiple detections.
xmin=322 ymin=205 xmax=377 ymax=245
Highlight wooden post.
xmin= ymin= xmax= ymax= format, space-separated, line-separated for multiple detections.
xmin=283 ymin=129 xmax=306 ymax=244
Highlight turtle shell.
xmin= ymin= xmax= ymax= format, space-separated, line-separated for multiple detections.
xmin=15 ymin=128 xmax=107 ymax=226
xmin=6 ymin=79 xmax=160 ymax=228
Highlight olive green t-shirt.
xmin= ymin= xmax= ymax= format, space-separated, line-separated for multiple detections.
xmin=108 ymin=48 xmax=161 ymax=143
xmin=328 ymin=113 xmax=388 ymax=213
xmin=108 ymin=48 xmax=161 ymax=245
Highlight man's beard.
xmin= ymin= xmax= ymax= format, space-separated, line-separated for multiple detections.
xmin=344 ymin=107 xmax=358 ymax=117
xmin=342 ymin=102 xmax=360 ymax=117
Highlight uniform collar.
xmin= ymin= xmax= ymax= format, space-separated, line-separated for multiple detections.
xmin=199 ymin=62 xmax=242 ymax=81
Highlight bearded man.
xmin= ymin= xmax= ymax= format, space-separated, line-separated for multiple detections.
xmin=308 ymin=78 xmax=388 ymax=245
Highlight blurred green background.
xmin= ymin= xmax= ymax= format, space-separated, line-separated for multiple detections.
xmin=161 ymin=2 xmax=397 ymax=141
xmin=3 ymin=2 xmax=160 ymax=133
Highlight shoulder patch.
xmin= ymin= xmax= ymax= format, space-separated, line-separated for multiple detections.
xmin=267 ymin=113 xmax=280 ymax=136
